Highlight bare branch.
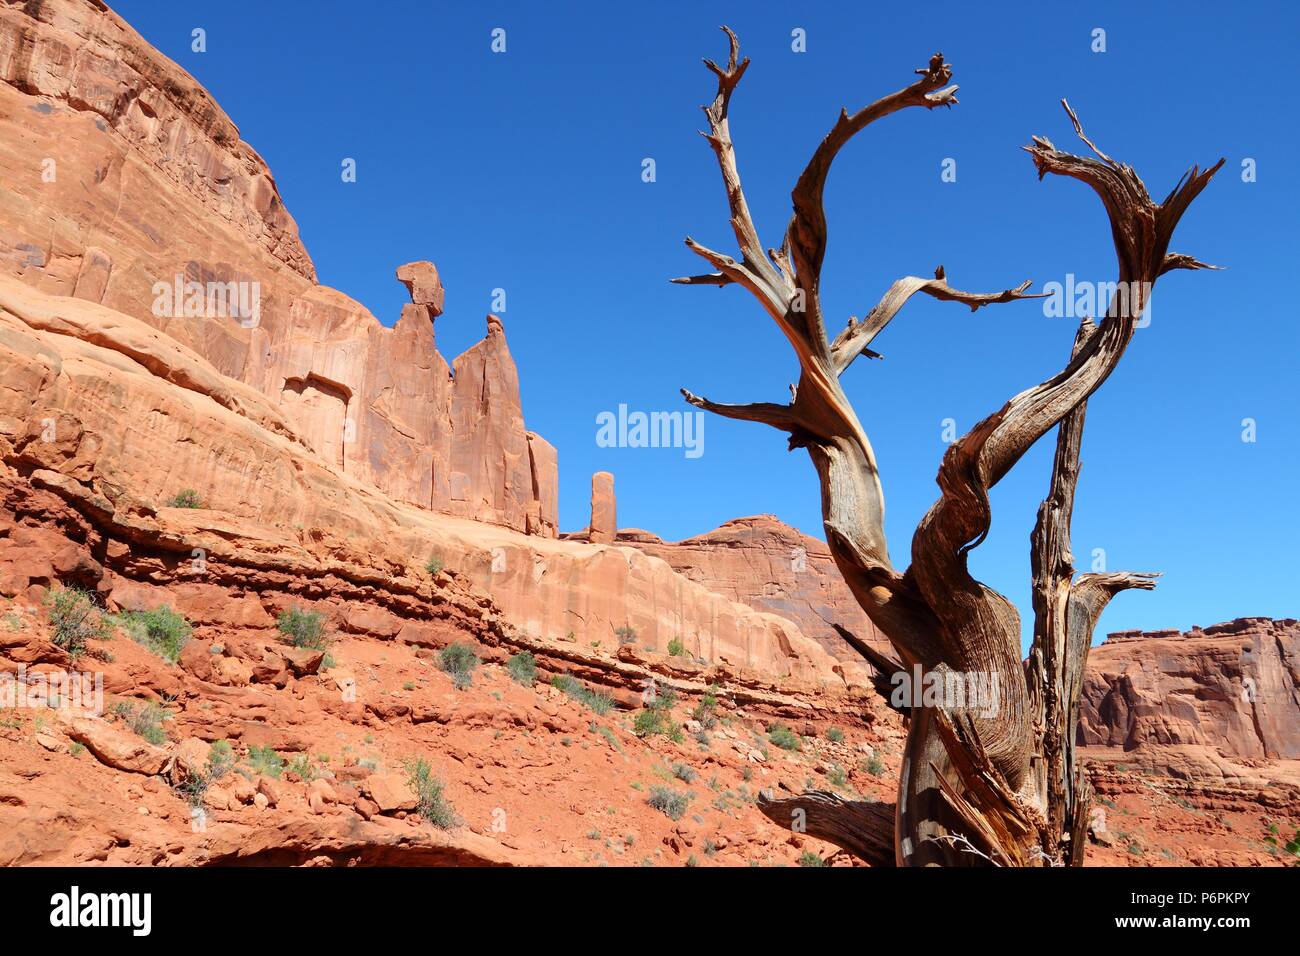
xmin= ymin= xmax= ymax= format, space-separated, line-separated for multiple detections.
xmin=698 ymin=26 xmax=782 ymax=293
xmin=787 ymin=53 xmax=960 ymax=358
xmin=670 ymin=272 xmax=731 ymax=287
xmin=680 ymin=387 xmax=803 ymax=433
xmin=831 ymin=267 xmax=1042 ymax=375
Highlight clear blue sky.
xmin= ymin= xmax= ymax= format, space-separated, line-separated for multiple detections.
xmin=114 ymin=0 xmax=1298 ymax=642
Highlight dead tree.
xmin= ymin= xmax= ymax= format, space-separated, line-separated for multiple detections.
xmin=674 ymin=28 xmax=1221 ymax=866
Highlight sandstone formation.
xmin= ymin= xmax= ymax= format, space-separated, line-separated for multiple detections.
xmin=1080 ymin=617 xmax=1300 ymax=771
xmin=620 ymin=516 xmax=891 ymax=681
xmin=588 ymin=471 xmax=616 ymax=543
xmin=0 ymin=272 xmax=852 ymax=687
xmin=0 ymin=0 xmax=555 ymax=535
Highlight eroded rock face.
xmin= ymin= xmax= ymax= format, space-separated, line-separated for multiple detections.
xmin=1079 ymin=618 xmax=1300 ymax=762
xmin=0 ymin=0 xmax=556 ymax=536
xmin=620 ymin=516 xmax=890 ymax=681
xmin=589 ymin=472 xmax=616 ymax=543
xmin=0 ymin=274 xmax=851 ymax=688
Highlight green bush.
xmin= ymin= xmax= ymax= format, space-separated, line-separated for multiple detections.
xmin=177 ymin=740 xmax=235 ymax=809
xmin=114 ymin=606 xmax=192 ymax=663
xmin=167 ymin=488 xmax=202 ymax=508
xmin=672 ymin=762 xmax=697 ymax=784
xmin=406 ymin=757 xmax=456 ymax=828
xmin=276 ymin=606 xmax=329 ymax=650
xmin=691 ymin=690 xmax=719 ymax=730
xmin=45 ymin=586 xmax=105 ymax=658
xmin=551 ymin=674 xmax=614 ymax=715
xmin=440 ymin=643 xmax=479 ymax=690
xmin=424 ymin=554 xmax=444 ymax=576
xmin=767 ymin=723 xmax=802 ymax=752
xmin=246 ymin=744 xmax=285 ymax=779
xmin=798 ymin=850 xmax=826 ymax=867
xmin=826 ymin=727 xmax=845 ymax=743
xmin=505 ymin=651 xmax=537 ymax=686
xmin=112 ymin=701 xmax=168 ymax=746
xmin=863 ymin=751 xmax=886 ymax=777
xmin=667 ymin=637 xmax=686 ymax=657
xmin=647 ymin=785 xmax=690 ymax=821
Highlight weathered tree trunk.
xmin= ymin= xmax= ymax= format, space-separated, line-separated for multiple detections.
xmin=675 ymin=28 xmax=1221 ymax=866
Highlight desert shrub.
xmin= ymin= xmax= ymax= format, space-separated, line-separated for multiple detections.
xmin=406 ymin=757 xmax=456 ymax=828
xmin=667 ymin=637 xmax=686 ymax=657
xmin=276 ymin=606 xmax=329 ymax=650
xmin=505 ymin=651 xmax=537 ymax=686
xmin=863 ymin=751 xmax=886 ymax=777
xmin=828 ymin=764 xmax=848 ymax=788
xmin=826 ymin=727 xmax=844 ymax=743
xmin=647 ymin=785 xmax=690 ymax=821
xmin=767 ymin=723 xmax=802 ymax=752
xmin=1263 ymin=823 xmax=1300 ymax=865
xmin=615 ymin=625 xmax=637 ymax=645
xmin=246 ymin=744 xmax=285 ymax=779
xmin=424 ymin=554 xmax=444 ymax=576
xmin=112 ymin=701 xmax=168 ymax=746
xmin=45 ymin=586 xmax=105 ymax=658
xmin=167 ymin=488 xmax=202 ymax=509
xmin=288 ymin=754 xmax=320 ymax=782
xmin=551 ymin=674 xmax=614 ymax=715
xmin=798 ymin=850 xmax=826 ymax=867
xmin=691 ymin=689 xmax=719 ymax=730
xmin=177 ymin=740 xmax=235 ymax=809
xmin=440 ymin=643 xmax=479 ymax=690
xmin=114 ymin=606 xmax=192 ymax=663
xmin=672 ymin=762 xmax=697 ymax=784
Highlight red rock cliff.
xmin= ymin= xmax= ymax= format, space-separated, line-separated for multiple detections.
xmin=0 ymin=0 xmax=556 ymax=535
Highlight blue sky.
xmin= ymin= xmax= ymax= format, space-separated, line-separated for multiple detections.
xmin=114 ymin=1 xmax=1298 ymax=642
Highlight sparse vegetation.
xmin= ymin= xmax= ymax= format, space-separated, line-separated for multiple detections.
xmin=166 ymin=488 xmax=202 ymax=509
xmin=828 ymin=764 xmax=848 ymax=789
xmin=691 ymin=688 xmax=719 ymax=729
xmin=112 ymin=606 xmax=192 ymax=663
xmin=863 ymin=751 xmax=887 ymax=777
xmin=439 ymin=642 xmax=479 ymax=690
xmin=826 ymin=727 xmax=844 ymax=743
xmin=288 ymin=754 xmax=320 ymax=782
xmin=1263 ymin=822 xmax=1300 ymax=865
xmin=177 ymin=740 xmax=235 ymax=809
xmin=672 ymin=762 xmax=697 ymax=784
xmin=667 ymin=637 xmax=687 ymax=657
xmin=246 ymin=744 xmax=285 ymax=779
xmin=798 ymin=850 xmax=826 ymax=867
xmin=505 ymin=650 xmax=537 ymax=686
xmin=45 ymin=586 xmax=105 ymax=658
xmin=406 ymin=757 xmax=456 ymax=828
xmin=634 ymin=686 xmax=684 ymax=742
xmin=767 ymin=722 xmax=802 ymax=752
xmin=615 ymin=625 xmax=637 ymax=645
xmin=647 ymin=785 xmax=690 ymax=820
xmin=551 ymin=674 xmax=615 ymax=715
xmin=276 ymin=606 xmax=329 ymax=650
xmin=111 ymin=700 xmax=168 ymax=746
xmin=424 ymin=554 xmax=444 ymax=576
